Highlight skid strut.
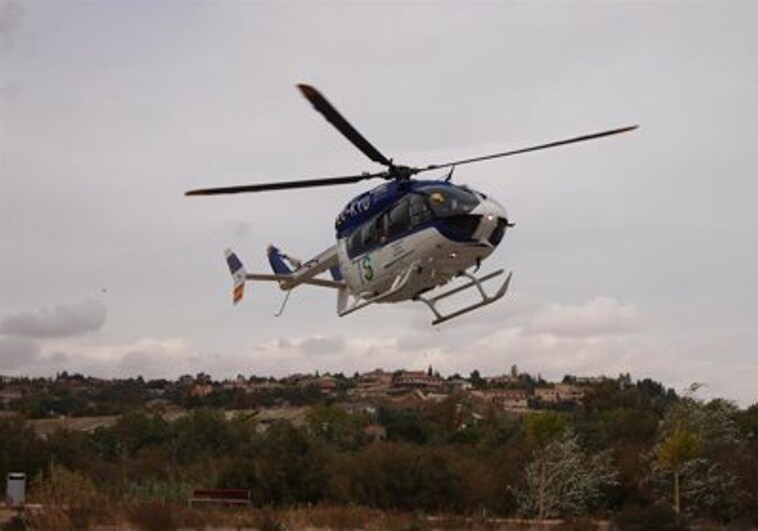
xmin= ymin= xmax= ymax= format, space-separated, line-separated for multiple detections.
xmin=415 ymin=269 xmax=513 ymax=325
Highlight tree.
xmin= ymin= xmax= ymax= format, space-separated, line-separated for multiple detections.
xmin=377 ymin=406 xmax=430 ymax=444
xmin=649 ymin=395 xmax=742 ymax=521
xmin=345 ymin=442 xmax=465 ymax=512
xmin=169 ymin=408 xmax=240 ymax=463
xmin=523 ymin=411 xmax=567 ymax=449
xmin=516 ymin=433 xmax=618 ymax=518
xmin=219 ymin=421 xmax=327 ymax=506
xmin=306 ymin=403 xmax=367 ymax=451
xmin=654 ymin=421 xmax=701 ymax=515
xmin=469 ymin=370 xmax=483 ymax=388
xmin=0 ymin=418 xmax=48 ymax=484
xmin=521 ymin=411 xmax=568 ymax=519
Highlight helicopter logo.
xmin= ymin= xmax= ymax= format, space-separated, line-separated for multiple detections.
xmin=186 ymin=84 xmax=637 ymax=325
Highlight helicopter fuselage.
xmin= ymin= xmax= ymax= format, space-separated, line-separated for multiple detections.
xmin=335 ymin=179 xmax=509 ymax=302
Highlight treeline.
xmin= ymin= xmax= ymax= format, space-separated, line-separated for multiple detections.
xmin=4 ymin=374 xmax=332 ymax=418
xmin=1 ymin=380 xmax=757 ymax=527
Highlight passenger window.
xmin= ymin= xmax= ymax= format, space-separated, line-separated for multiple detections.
xmin=387 ymin=200 xmax=410 ymax=238
xmin=363 ymin=222 xmax=377 ymax=248
xmin=376 ymin=214 xmax=389 ymax=243
xmin=348 ymin=229 xmax=363 ymax=255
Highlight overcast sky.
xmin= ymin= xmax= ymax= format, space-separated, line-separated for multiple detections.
xmin=1 ymin=1 xmax=756 ymax=405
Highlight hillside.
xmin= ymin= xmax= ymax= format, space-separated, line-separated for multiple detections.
xmin=1 ymin=369 xmax=757 ymax=528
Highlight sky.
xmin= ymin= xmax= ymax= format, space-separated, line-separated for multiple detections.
xmin=1 ymin=1 xmax=756 ymax=406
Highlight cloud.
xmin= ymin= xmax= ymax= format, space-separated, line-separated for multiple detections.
xmin=297 ymin=335 xmax=345 ymax=356
xmin=0 ymin=335 xmax=39 ymax=371
xmin=20 ymin=337 xmax=198 ymax=379
xmin=528 ymin=297 xmax=643 ymax=338
xmin=112 ymin=338 xmax=189 ymax=377
xmin=221 ymin=296 xmax=647 ymax=382
xmin=0 ymin=299 xmax=107 ymax=338
xmin=396 ymin=333 xmax=441 ymax=353
xmin=44 ymin=351 xmax=69 ymax=364
xmin=0 ymin=0 xmax=24 ymax=52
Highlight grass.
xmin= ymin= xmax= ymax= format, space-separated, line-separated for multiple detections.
xmin=21 ymin=502 xmax=577 ymax=530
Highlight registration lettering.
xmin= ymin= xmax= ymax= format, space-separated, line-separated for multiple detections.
xmin=338 ymin=195 xmax=371 ymax=224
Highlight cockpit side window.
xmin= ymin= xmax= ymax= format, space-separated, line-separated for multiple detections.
xmin=409 ymin=193 xmax=432 ymax=226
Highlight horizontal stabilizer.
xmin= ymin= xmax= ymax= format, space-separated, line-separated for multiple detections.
xmin=329 ymin=265 xmax=343 ymax=282
xmin=267 ymin=245 xmax=296 ymax=274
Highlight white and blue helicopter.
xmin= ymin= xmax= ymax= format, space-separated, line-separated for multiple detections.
xmin=187 ymin=85 xmax=636 ymax=325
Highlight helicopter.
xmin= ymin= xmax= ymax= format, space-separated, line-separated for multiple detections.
xmin=186 ymin=84 xmax=637 ymax=325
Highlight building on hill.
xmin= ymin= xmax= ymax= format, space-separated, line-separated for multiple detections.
xmin=190 ymin=382 xmax=213 ymax=397
xmin=446 ymin=378 xmax=472 ymax=392
xmin=249 ymin=381 xmax=284 ymax=392
xmin=474 ymin=389 xmax=530 ymax=413
xmin=556 ymin=383 xmax=585 ymax=403
xmin=564 ymin=374 xmax=612 ymax=385
xmin=535 ymin=386 xmax=559 ymax=403
xmin=222 ymin=375 xmax=250 ymax=391
xmin=387 ymin=389 xmax=430 ymax=411
xmin=350 ymin=369 xmax=393 ymax=400
xmin=393 ymin=370 xmax=444 ymax=390
xmin=535 ymin=384 xmax=585 ymax=405
xmin=359 ymin=369 xmax=393 ymax=386
xmin=313 ymin=375 xmax=338 ymax=394
xmin=295 ymin=374 xmax=338 ymax=394
xmin=484 ymin=374 xmax=518 ymax=386
xmin=0 ymin=388 xmax=23 ymax=408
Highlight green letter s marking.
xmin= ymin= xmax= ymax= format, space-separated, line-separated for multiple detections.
xmin=362 ymin=255 xmax=374 ymax=282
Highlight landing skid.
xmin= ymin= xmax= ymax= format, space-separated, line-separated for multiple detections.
xmin=337 ymin=260 xmax=419 ymax=318
xmin=337 ymin=266 xmax=512 ymax=325
xmin=415 ymin=269 xmax=513 ymax=325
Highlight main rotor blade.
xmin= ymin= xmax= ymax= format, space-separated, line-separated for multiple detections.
xmin=419 ymin=125 xmax=639 ymax=173
xmin=185 ymin=172 xmax=385 ymax=196
xmin=298 ymin=84 xmax=392 ymax=167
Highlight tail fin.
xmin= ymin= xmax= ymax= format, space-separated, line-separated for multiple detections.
xmin=224 ymin=249 xmax=247 ymax=304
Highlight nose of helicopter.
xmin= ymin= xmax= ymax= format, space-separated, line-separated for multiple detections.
xmin=472 ymin=197 xmax=509 ymax=246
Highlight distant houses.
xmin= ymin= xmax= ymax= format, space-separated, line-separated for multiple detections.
xmin=0 ymin=367 xmax=618 ymax=425
xmin=473 ymin=389 xmax=530 ymax=412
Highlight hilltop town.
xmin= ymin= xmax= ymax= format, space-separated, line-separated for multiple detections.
xmin=0 ymin=366 xmax=646 ymax=432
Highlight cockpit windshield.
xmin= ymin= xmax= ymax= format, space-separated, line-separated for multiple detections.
xmin=423 ymin=186 xmax=480 ymax=218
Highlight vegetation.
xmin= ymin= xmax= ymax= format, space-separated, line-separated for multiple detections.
xmin=0 ymin=371 xmax=757 ymax=528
